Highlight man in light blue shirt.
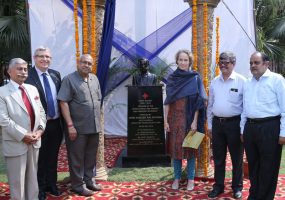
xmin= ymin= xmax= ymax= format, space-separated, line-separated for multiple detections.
xmin=240 ymin=51 xmax=285 ymax=200
xmin=207 ymin=52 xmax=245 ymax=199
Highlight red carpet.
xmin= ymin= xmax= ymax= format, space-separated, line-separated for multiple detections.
xmin=2 ymin=138 xmax=285 ymax=199
xmin=1 ymin=176 xmax=285 ymax=199
xmin=57 ymin=137 xmax=127 ymax=172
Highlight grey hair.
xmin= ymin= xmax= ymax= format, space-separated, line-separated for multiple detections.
xmin=33 ymin=46 xmax=51 ymax=56
xmin=219 ymin=51 xmax=236 ymax=65
xmin=9 ymin=58 xmax=27 ymax=69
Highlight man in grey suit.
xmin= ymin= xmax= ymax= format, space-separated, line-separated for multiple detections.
xmin=0 ymin=58 xmax=46 ymax=200
xmin=58 ymin=54 xmax=102 ymax=197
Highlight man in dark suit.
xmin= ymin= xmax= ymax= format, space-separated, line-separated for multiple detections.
xmin=25 ymin=47 xmax=63 ymax=200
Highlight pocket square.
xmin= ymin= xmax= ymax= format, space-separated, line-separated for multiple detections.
xmin=34 ymin=96 xmax=40 ymax=100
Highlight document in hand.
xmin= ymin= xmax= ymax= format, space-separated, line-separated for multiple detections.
xmin=182 ymin=131 xmax=205 ymax=149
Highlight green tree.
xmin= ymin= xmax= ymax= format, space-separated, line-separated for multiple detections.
xmin=0 ymin=0 xmax=31 ymax=85
xmin=255 ymin=0 xmax=285 ymax=73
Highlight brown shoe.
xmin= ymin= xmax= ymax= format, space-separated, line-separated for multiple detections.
xmin=72 ymin=188 xmax=94 ymax=197
xmin=86 ymin=183 xmax=102 ymax=191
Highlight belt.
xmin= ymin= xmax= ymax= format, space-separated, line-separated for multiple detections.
xmin=213 ymin=115 xmax=240 ymax=123
xmin=47 ymin=117 xmax=60 ymax=122
xmin=247 ymin=116 xmax=280 ymax=124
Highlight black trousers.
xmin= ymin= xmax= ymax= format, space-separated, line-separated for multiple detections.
xmin=244 ymin=118 xmax=282 ymax=200
xmin=212 ymin=117 xmax=243 ymax=192
xmin=38 ymin=118 xmax=63 ymax=191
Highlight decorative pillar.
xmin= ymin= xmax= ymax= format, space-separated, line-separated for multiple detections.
xmin=86 ymin=0 xmax=108 ymax=180
xmin=185 ymin=0 xmax=221 ymax=178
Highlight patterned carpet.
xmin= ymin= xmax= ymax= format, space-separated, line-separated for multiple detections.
xmin=57 ymin=137 xmax=127 ymax=172
xmin=2 ymin=137 xmax=285 ymax=199
xmin=1 ymin=176 xmax=285 ymax=199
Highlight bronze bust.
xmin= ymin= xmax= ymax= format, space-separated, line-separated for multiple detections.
xmin=132 ymin=58 xmax=157 ymax=86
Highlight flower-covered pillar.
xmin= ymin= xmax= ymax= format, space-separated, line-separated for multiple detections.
xmin=86 ymin=0 xmax=108 ymax=180
xmin=185 ymin=0 xmax=220 ymax=178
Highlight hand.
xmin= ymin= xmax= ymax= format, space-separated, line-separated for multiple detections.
xmin=207 ymin=129 xmax=212 ymax=139
xmin=31 ymin=130 xmax=43 ymax=143
xmin=22 ymin=133 xmax=36 ymax=145
xmin=279 ymin=136 xmax=285 ymax=145
xmin=68 ymin=126 xmax=77 ymax=141
xmin=164 ymin=122 xmax=170 ymax=132
xmin=190 ymin=120 xmax=197 ymax=133
xmin=240 ymin=134 xmax=244 ymax=143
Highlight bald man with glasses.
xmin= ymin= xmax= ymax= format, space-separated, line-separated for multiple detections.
xmin=57 ymin=54 xmax=102 ymax=197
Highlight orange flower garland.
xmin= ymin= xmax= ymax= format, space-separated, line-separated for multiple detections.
xmin=202 ymin=2 xmax=209 ymax=177
xmin=192 ymin=0 xmax=198 ymax=71
xmin=91 ymin=0 xmax=97 ymax=74
xmin=82 ymin=0 xmax=88 ymax=54
xmin=215 ymin=17 xmax=220 ymax=76
xmin=203 ymin=3 xmax=209 ymax=95
xmin=74 ymin=0 xmax=80 ymax=64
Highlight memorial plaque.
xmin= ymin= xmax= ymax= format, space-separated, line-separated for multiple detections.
xmin=122 ymin=86 xmax=170 ymax=167
xmin=127 ymin=85 xmax=165 ymax=156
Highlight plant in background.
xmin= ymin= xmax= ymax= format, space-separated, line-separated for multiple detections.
xmin=255 ymin=0 xmax=285 ymax=71
xmin=0 ymin=0 xmax=31 ymax=85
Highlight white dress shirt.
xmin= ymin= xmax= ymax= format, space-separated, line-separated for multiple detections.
xmin=10 ymin=80 xmax=33 ymax=103
xmin=207 ymin=71 xmax=246 ymax=129
xmin=35 ymin=67 xmax=59 ymax=119
xmin=240 ymin=69 xmax=285 ymax=136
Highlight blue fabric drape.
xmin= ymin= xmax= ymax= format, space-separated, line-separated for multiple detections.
xmin=97 ymin=0 xmax=116 ymax=98
xmin=61 ymin=1 xmax=192 ymax=97
xmin=105 ymin=8 xmax=193 ymax=95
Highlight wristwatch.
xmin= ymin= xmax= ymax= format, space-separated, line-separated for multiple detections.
xmin=37 ymin=125 xmax=44 ymax=131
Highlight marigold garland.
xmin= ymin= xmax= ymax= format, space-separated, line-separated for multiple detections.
xmin=203 ymin=3 xmax=209 ymax=95
xmin=82 ymin=0 xmax=88 ymax=54
xmin=74 ymin=0 xmax=80 ymax=64
xmin=215 ymin=17 xmax=220 ymax=76
xmin=91 ymin=0 xmax=97 ymax=74
xmin=192 ymin=0 xmax=198 ymax=71
xmin=202 ymin=2 xmax=209 ymax=177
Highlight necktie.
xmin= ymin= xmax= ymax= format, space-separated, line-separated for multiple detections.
xmin=19 ymin=85 xmax=35 ymax=130
xmin=42 ymin=73 xmax=56 ymax=118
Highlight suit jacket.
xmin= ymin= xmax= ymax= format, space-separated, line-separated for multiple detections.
xmin=0 ymin=82 xmax=46 ymax=157
xmin=25 ymin=67 xmax=61 ymax=114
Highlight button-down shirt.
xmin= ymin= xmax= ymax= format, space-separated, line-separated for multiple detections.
xmin=207 ymin=71 xmax=246 ymax=129
xmin=35 ymin=66 xmax=59 ymax=119
xmin=240 ymin=69 xmax=285 ymax=136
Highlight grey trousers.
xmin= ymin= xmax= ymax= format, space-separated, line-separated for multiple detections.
xmin=66 ymin=133 xmax=99 ymax=191
xmin=6 ymin=145 xmax=39 ymax=200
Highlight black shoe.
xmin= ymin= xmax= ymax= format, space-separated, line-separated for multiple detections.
xmin=46 ymin=185 xmax=61 ymax=196
xmin=233 ymin=190 xmax=242 ymax=199
xmin=208 ymin=189 xmax=224 ymax=198
xmin=86 ymin=183 xmax=102 ymax=191
xmin=38 ymin=191 xmax=46 ymax=200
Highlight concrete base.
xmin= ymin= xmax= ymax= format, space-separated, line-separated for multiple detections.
xmin=122 ymin=154 xmax=171 ymax=168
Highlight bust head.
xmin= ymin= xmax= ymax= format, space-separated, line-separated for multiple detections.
xmin=138 ymin=58 xmax=149 ymax=74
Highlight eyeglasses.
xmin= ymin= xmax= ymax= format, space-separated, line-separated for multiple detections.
xmin=250 ymin=61 xmax=262 ymax=66
xmin=80 ymin=61 xmax=93 ymax=66
xmin=36 ymin=55 xmax=52 ymax=59
xmin=219 ymin=61 xmax=231 ymax=65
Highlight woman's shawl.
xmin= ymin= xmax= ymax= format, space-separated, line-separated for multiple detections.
xmin=164 ymin=68 xmax=206 ymax=133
